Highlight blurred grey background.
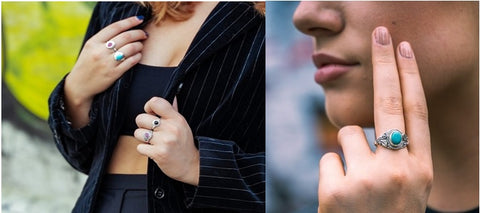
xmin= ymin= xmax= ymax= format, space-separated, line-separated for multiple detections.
xmin=2 ymin=2 xmax=94 ymax=212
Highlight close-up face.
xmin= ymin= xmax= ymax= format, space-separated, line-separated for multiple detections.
xmin=293 ymin=2 xmax=479 ymax=128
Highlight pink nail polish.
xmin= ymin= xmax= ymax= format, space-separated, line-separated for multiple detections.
xmin=399 ymin=42 xmax=414 ymax=58
xmin=375 ymin=27 xmax=390 ymax=45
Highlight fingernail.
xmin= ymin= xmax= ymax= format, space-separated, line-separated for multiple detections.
xmin=399 ymin=42 xmax=414 ymax=58
xmin=144 ymin=31 xmax=149 ymax=38
xmin=137 ymin=15 xmax=144 ymax=21
xmin=374 ymin=27 xmax=390 ymax=45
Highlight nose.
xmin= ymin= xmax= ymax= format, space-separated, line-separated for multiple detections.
xmin=293 ymin=2 xmax=344 ymax=37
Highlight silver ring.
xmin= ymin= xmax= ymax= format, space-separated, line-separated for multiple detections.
xmin=113 ymin=51 xmax=125 ymax=61
xmin=143 ymin=130 xmax=153 ymax=143
xmin=106 ymin=40 xmax=116 ymax=50
xmin=374 ymin=129 xmax=408 ymax=150
xmin=151 ymin=119 xmax=160 ymax=130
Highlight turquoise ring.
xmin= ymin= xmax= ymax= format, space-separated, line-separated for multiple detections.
xmin=113 ymin=51 xmax=125 ymax=61
xmin=374 ymin=129 xmax=408 ymax=150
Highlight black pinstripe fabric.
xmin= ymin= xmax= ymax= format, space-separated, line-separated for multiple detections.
xmin=48 ymin=2 xmax=265 ymax=213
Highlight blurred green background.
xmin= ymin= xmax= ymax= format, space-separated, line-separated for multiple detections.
xmin=2 ymin=2 xmax=94 ymax=212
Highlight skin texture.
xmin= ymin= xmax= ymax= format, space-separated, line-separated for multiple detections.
xmin=135 ymin=97 xmax=199 ymax=186
xmin=65 ymin=16 xmax=147 ymax=128
xmin=293 ymin=2 xmax=478 ymax=212
xmin=64 ymin=2 xmax=218 ymax=184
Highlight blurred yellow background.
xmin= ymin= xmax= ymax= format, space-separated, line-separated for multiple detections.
xmin=2 ymin=2 xmax=94 ymax=212
xmin=3 ymin=2 xmax=93 ymax=120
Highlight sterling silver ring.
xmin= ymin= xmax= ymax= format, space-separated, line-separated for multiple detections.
xmin=143 ymin=130 xmax=153 ymax=143
xmin=106 ymin=40 xmax=116 ymax=50
xmin=113 ymin=51 xmax=125 ymax=61
xmin=151 ymin=119 xmax=160 ymax=130
xmin=374 ymin=129 xmax=408 ymax=150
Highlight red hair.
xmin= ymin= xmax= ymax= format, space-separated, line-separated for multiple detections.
xmin=141 ymin=2 xmax=265 ymax=25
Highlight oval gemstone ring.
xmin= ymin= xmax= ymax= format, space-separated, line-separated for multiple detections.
xmin=374 ymin=129 xmax=408 ymax=150
xmin=113 ymin=51 xmax=125 ymax=61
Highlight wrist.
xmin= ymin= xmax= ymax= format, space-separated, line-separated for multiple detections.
xmin=64 ymin=74 xmax=94 ymax=108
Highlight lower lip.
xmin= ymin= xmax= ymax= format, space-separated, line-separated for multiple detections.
xmin=314 ymin=64 xmax=355 ymax=84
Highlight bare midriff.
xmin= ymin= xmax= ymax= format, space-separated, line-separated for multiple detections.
xmin=107 ymin=136 xmax=148 ymax=174
xmin=106 ymin=2 xmax=218 ymax=175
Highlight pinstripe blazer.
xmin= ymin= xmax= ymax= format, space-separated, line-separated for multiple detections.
xmin=48 ymin=2 xmax=265 ymax=213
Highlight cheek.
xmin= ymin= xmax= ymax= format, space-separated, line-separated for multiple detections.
xmin=413 ymin=33 xmax=478 ymax=100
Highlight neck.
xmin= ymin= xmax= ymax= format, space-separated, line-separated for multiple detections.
xmin=427 ymin=70 xmax=479 ymax=211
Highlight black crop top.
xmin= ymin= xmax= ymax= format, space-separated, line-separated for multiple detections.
xmin=120 ymin=64 xmax=176 ymax=135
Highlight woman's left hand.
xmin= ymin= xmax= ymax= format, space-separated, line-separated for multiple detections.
xmin=135 ymin=97 xmax=199 ymax=186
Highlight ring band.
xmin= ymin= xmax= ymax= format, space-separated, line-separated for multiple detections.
xmin=374 ymin=129 xmax=408 ymax=150
xmin=113 ymin=51 xmax=125 ymax=61
xmin=106 ymin=40 xmax=116 ymax=50
xmin=143 ymin=130 xmax=153 ymax=143
xmin=152 ymin=119 xmax=160 ymax=130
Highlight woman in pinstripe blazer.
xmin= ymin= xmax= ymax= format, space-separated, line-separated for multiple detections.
xmin=48 ymin=2 xmax=265 ymax=212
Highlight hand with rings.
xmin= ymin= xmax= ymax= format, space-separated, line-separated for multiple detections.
xmin=63 ymin=16 xmax=148 ymax=127
xmin=134 ymin=97 xmax=200 ymax=186
xmin=317 ymin=27 xmax=433 ymax=212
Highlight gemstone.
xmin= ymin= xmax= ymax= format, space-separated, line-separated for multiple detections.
xmin=114 ymin=52 xmax=124 ymax=61
xmin=106 ymin=40 xmax=115 ymax=49
xmin=390 ymin=130 xmax=402 ymax=145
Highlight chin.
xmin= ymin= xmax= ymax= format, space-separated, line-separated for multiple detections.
xmin=323 ymin=91 xmax=375 ymax=129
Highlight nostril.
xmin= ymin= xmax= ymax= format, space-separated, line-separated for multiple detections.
xmin=293 ymin=5 xmax=344 ymax=37
xmin=307 ymin=27 xmax=342 ymax=37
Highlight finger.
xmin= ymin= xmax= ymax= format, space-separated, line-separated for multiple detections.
xmin=114 ymin=42 xmax=144 ymax=65
xmin=114 ymin=52 xmax=142 ymax=72
xmin=109 ymin=29 xmax=148 ymax=49
xmin=337 ymin=125 xmax=372 ymax=171
xmin=319 ymin=153 xmax=345 ymax=190
xmin=144 ymin=97 xmax=178 ymax=119
xmin=137 ymin=144 xmax=156 ymax=158
xmin=134 ymin=128 xmax=155 ymax=143
xmin=96 ymin=16 xmax=145 ymax=42
xmin=136 ymin=113 xmax=161 ymax=130
xmin=371 ymin=26 xmax=406 ymax=153
xmin=396 ymin=42 xmax=431 ymax=158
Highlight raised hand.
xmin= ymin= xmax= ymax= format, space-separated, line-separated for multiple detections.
xmin=134 ymin=97 xmax=200 ymax=186
xmin=317 ymin=26 xmax=433 ymax=213
xmin=64 ymin=16 xmax=148 ymax=128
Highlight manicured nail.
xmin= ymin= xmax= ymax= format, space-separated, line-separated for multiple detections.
xmin=374 ymin=27 xmax=390 ymax=45
xmin=137 ymin=15 xmax=144 ymax=21
xmin=399 ymin=42 xmax=414 ymax=58
xmin=144 ymin=31 xmax=149 ymax=38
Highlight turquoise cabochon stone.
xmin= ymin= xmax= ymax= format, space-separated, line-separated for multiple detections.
xmin=390 ymin=131 xmax=403 ymax=145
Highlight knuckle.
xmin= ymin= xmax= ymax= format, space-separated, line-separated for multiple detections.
xmin=387 ymin=169 xmax=408 ymax=187
xmin=378 ymin=96 xmax=403 ymax=115
xmin=109 ymin=22 xmax=124 ymax=33
xmin=121 ymin=31 xmax=134 ymax=41
xmin=319 ymin=152 xmax=339 ymax=166
xmin=338 ymin=125 xmax=363 ymax=136
xmin=337 ymin=125 xmax=363 ymax=141
xmin=405 ymin=101 xmax=428 ymax=121
xmin=162 ymin=132 xmax=178 ymax=145
xmin=418 ymin=166 xmax=434 ymax=187
xmin=374 ymin=54 xmax=395 ymax=65
xmin=152 ymin=148 xmax=167 ymax=161
xmin=355 ymin=176 xmax=375 ymax=192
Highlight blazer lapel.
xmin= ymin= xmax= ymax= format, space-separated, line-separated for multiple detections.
xmin=164 ymin=2 xmax=264 ymax=102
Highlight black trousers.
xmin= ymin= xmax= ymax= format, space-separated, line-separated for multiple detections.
xmin=94 ymin=174 xmax=148 ymax=213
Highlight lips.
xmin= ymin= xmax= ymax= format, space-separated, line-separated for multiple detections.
xmin=312 ymin=53 xmax=359 ymax=84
